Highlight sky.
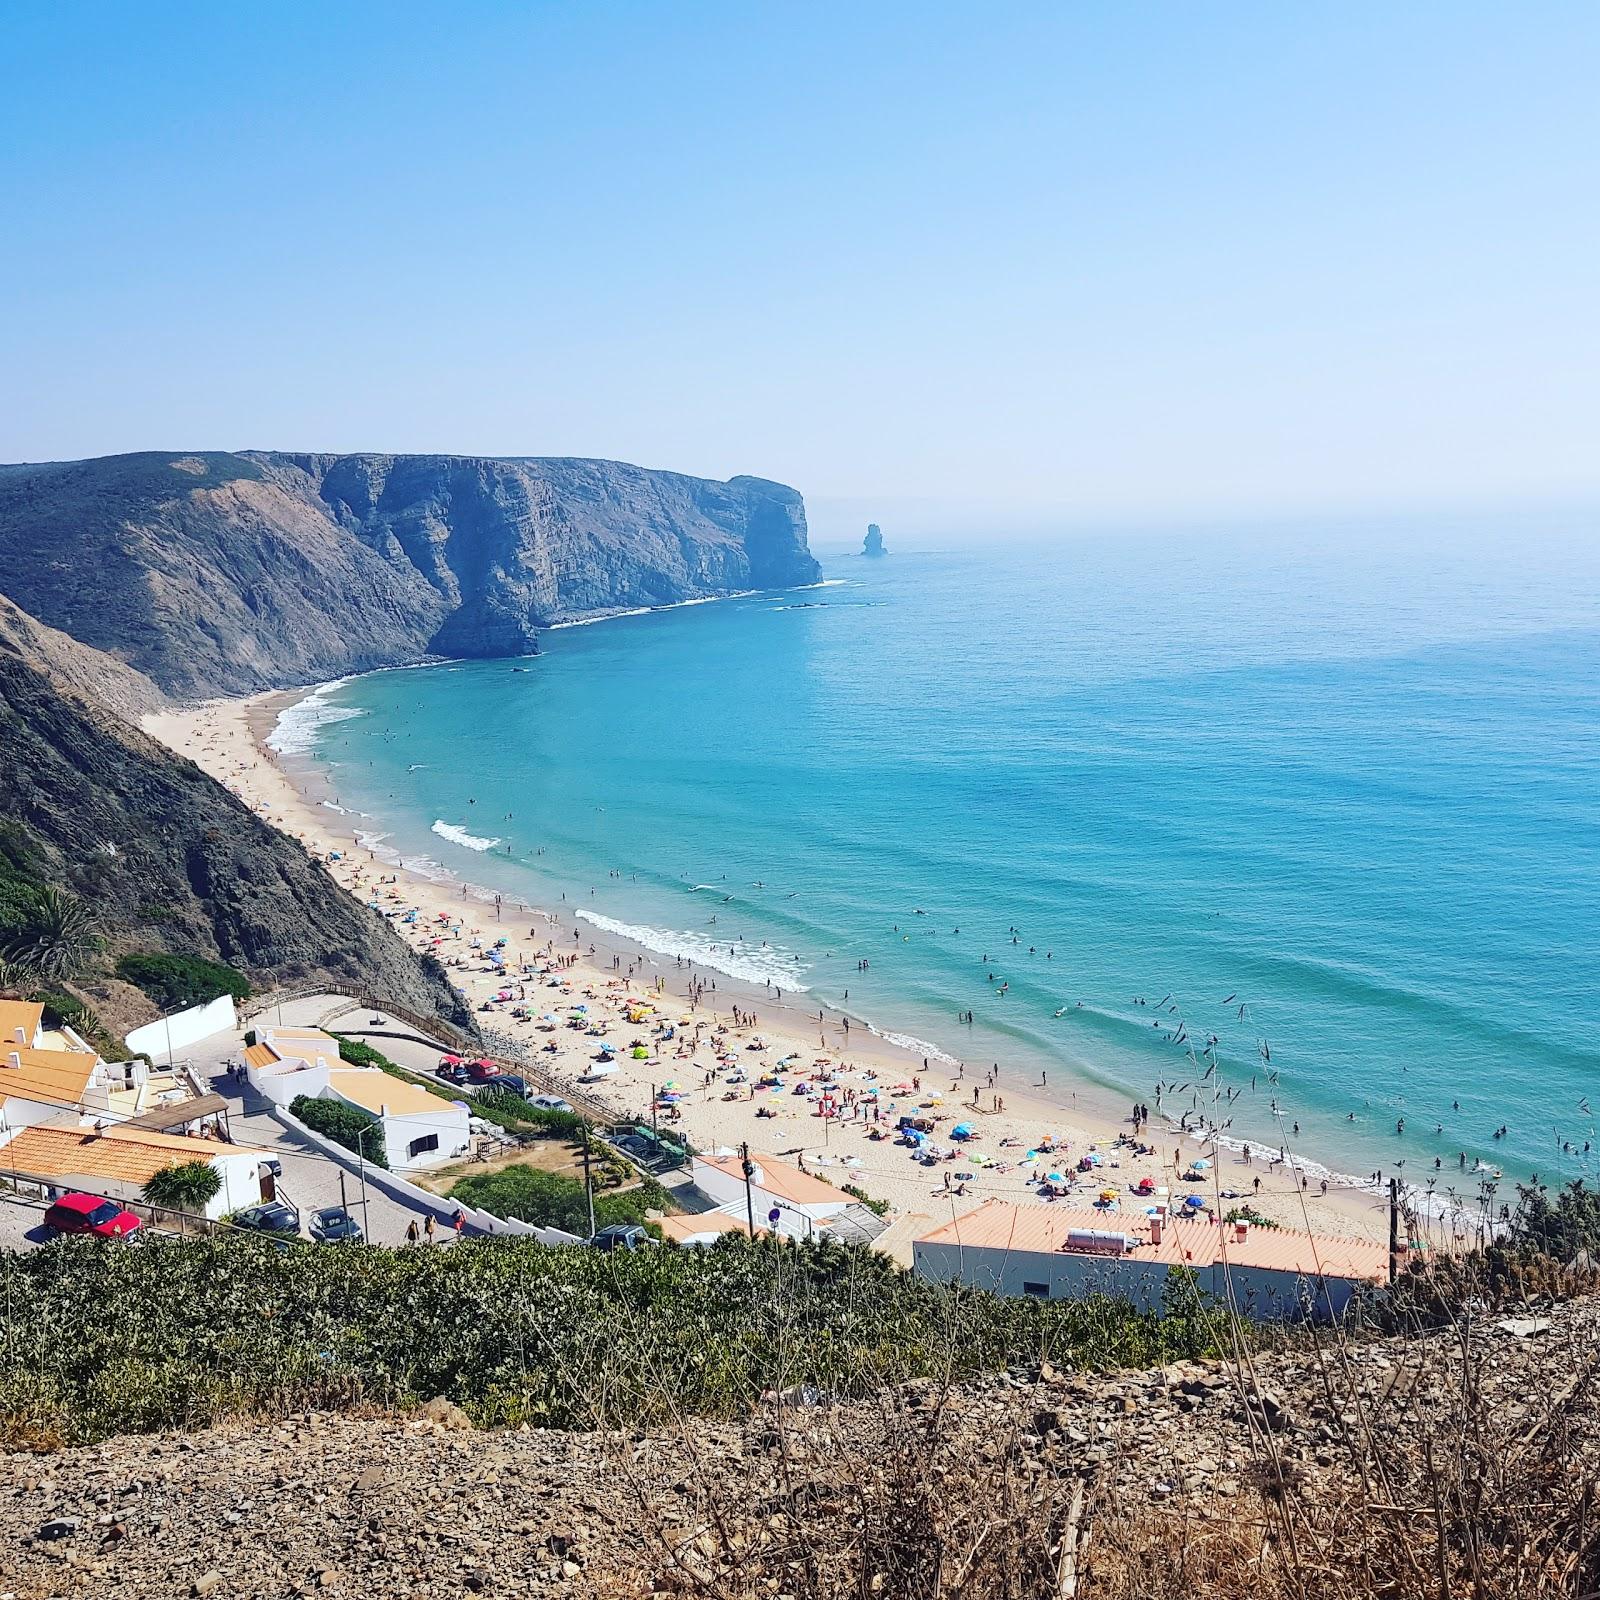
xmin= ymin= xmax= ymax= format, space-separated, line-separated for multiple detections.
xmin=3 ymin=2 xmax=1599 ymax=533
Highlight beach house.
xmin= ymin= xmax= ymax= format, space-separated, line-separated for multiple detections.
xmin=246 ymin=1026 xmax=469 ymax=1173
xmin=0 ymin=1122 xmax=268 ymax=1218
xmin=690 ymin=1151 xmax=850 ymax=1240
xmin=912 ymin=1198 xmax=1388 ymax=1320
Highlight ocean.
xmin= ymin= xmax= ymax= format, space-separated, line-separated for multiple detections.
xmin=290 ymin=515 xmax=1600 ymax=1200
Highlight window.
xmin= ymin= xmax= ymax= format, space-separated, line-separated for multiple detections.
xmin=1022 ymin=1280 xmax=1050 ymax=1298
xmin=407 ymin=1134 xmax=440 ymax=1158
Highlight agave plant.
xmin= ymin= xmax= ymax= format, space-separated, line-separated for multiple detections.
xmin=2 ymin=886 xmax=99 ymax=982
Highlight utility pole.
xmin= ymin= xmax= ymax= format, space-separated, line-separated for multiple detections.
xmin=355 ymin=1128 xmax=372 ymax=1239
xmin=581 ymin=1122 xmax=597 ymax=1239
xmin=1388 ymin=1177 xmax=1401 ymax=1283
xmin=740 ymin=1141 xmax=757 ymax=1236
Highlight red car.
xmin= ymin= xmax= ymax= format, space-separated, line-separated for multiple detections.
xmin=464 ymin=1058 xmax=500 ymax=1083
xmin=44 ymin=1193 xmax=142 ymax=1238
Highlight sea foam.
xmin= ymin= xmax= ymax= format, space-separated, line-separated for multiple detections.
xmin=575 ymin=909 xmax=812 ymax=991
xmin=267 ymin=679 xmax=366 ymax=755
xmin=431 ymin=820 xmax=502 ymax=853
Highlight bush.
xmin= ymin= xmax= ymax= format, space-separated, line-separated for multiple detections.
xmin=142 ymin=1161 xmax=223 ymax=1214
xmin=116 ymin=952 xmax=250 ymax=1011
xmin=0 ymin=1232 xmax=1227 ymax=1445
xmin=842 ymin=1183 xmax=890 ymax=1217
xmin=289 ymin=1094 xmax=387 ymax=1169
xmin=448 ymin=1168 xmax=669 ymax=1235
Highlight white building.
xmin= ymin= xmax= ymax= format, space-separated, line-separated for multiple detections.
xmin=0 ymin=1122 xmax=267 ymax=1218
xmin=691 ymin=1151 xmax=850 ymax=1240
xmin=323 ymin=1069 xmax=470 ymax=1173
xmin=912 ymin=1198 xmax=1389 ymax=1320
xmin=245 ymin=1026 xmax=469 ymax=1173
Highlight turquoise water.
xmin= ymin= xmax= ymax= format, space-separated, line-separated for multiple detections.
xmin=302 ymin=518 xmax=1600 ymax=1198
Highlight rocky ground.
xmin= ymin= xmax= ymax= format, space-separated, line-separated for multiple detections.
xmin=4 ymin=1296 xmax=1597 ymax=1599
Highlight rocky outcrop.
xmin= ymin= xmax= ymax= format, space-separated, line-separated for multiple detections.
xmin=0 ymin=595 xmax=472 ymax=1038
xmin=863 ymin=522 xmax=886 ymax=557
xmin=0 ymin=451 xmax=819 ymax=697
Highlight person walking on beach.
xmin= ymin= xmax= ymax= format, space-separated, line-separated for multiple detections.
xmin=424 ymin=1213 xmax=436 ymax=1244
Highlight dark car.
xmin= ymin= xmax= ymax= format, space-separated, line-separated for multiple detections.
xmin=232 ymin=1201 xmax=301 ymax=1237
xmin=308 ymin=1206 xmax=364 ymax=1244
xmin=44 ymin=1193 xmax=142 ymax=1238
xmin=484 ymin=1072 xmax=528 ymax=1098
xmin=590 ymin=1223 xmax=651 ymax=1252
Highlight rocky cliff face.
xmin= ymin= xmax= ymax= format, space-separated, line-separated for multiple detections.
xmin=0 ymin=451 xmax=818 ymax=697
xmin=0 ymin=595 xmax=472 ymax=1038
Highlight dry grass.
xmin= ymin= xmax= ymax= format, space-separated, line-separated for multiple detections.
xmin=621 ymin=1277 xmax=1600 ymax=1600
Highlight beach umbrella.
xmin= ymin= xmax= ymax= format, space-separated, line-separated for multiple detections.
xmin=1045 ymin=1171 xmax=1065 ymax=1184
xmin=1193 ymin=1157 xmax=1211 ymax=1170
xmin=1099 ymin=1188 xmax=1118 ymax=1202
xmin=1183 ymin=1194 xmax=1206 ymax=1209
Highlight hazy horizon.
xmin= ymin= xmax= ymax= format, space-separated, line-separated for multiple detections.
xmin=4 ymin=2 xmax=1599 ymax=524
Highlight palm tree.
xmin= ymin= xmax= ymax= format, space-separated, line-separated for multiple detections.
xmin=142 ymin=1160 xmax=223 ymax=1215
xmin=2 ymin=886 xmax=98 ymax=981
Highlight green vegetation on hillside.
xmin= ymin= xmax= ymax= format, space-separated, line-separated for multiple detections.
xmin=0 ymin=1233 xmax=1221 ymax=1447
xmin=115 ymin=951 xmax=250 ymax=1011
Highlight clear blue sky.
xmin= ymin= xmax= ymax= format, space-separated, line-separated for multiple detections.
xmin=3 ymin=1 xmax=1598 ymax=530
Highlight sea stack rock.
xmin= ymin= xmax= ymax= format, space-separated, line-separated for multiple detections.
xmin=863 ymin=522 xmax=887 ymax=558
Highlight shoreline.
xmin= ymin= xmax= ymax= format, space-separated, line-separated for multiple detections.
xmin=142 ymin=677 xmax=1454 ymax=1250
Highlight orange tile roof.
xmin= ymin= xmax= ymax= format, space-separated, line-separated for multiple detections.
xmin=915 ymin=1199 xmax=1384 ymax=1283
xmin=698 ymin=1152 xmax=844 ymax=1208
xmin=656 ymin=1211 xmax=763 ymax=1244
xmin=0 ymin=1048 xmax=100 ymax=1110
xmin=0 ymin=1001 xmax=44 ymax=1045
xmin=1218 ymin=1226 xmax=1388 ymax=1284
xmin=0 ymin=1124 xmax=267 ymax=1186
xmin=242 ymin=1042 xmax=282 ymax=1071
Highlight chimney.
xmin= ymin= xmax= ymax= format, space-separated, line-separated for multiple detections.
xmin=11 ymin=1026 xmax=24 ymax=1046
xmin=1235 ymin=1220 xmax=1249 ymax=1243
xmin=4 ymin=1051 xmax=19 ymax=1070
xmin=1149 ymin=1215 xmax=1163 ymax=1245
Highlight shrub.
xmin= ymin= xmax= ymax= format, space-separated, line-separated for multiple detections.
xmin=142 ymin=1161 xmax=223 ymax=1214
xmin=116 ymin=952 xmax=250 ymax=1011
xmin=448 ymin=1168 xmax=669 ymax=1235
xmin=0 ymin=1231 xmax=1226 ymax=1445
xmin=842 ymin=1183 xmax=890 ymax=1217
xmin=289 ymin=1094 xmax=387 ymax=1169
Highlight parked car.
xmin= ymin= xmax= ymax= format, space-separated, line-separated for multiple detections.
xmin=484 ymin=1072 xmax=528 ymax=1098
xmin=44 ymin=1193 xmax=142 ymax=1238
xmin=232 ymin=1201 xmax=300 ymax=1237
xmin=590 ymin=1223 xmax=651 ymax=1252
xmin=308 ymin=1206 xmax=364 ymax=1244
xmin=464 ymin=1059 xmax=500 ymax=1083
xmin=528 ymin=1094 xmax=575 ymax=1114
xmin=435 ymin=1062 xmax=470 ymax=1084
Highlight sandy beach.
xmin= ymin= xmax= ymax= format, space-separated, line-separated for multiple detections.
xmin=143 ymin=687 xmax=1404 ymax=1247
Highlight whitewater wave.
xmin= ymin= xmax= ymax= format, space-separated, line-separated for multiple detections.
xmin=548 ymin=608 xmax=652 ymax=629
xmin=267 ymin=679 xmax=366 ymax=755
xmin=575 ymin=909 xmax=812 ymax=991
xmin=869 ymin=1026 xmax=963 ymax=1067
xmin=353 ymin=830 xmax=392 ymax=850
xmin=431 ymin=820 xmax=502 ymax=853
